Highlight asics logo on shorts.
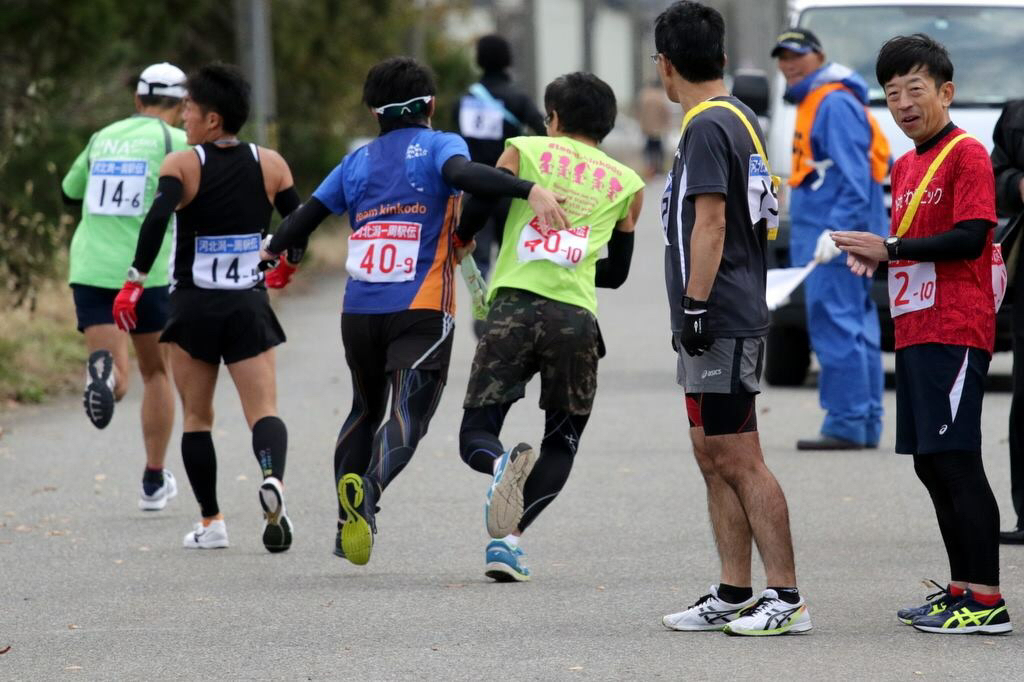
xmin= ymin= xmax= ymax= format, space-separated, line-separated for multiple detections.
xmin=939 ymin=424 xmax=948 ymax=435
xmin=701 ymin=369 xmax=722 ymax=379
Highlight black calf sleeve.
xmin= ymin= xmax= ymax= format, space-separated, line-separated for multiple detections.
xmin=182 ymin=431 xmax=218 ymax=518
xmin=252 ymin=416 xmax=287 ymax=481
xmin=459 ymin=404 xmax=512 ymax=475
xmin=914 ymin=451 xmax=1001 ymax=586
xmin=519 ymin=410 xmax=590 ymax=531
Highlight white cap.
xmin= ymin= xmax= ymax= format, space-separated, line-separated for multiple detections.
xmin=137 ymin=62 xmax=186 ymax=99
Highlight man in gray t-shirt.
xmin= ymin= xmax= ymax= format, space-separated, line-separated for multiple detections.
xmin=655 ymin=0 xmax=809 ymax=638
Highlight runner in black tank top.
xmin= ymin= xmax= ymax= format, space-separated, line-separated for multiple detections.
xmin=115 ymin=63 xmax=303 ymax=554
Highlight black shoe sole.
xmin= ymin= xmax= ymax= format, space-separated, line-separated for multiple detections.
xmin=84 ymin=350 xmax=115 ymax=429
xmin=259 ymin=481 xmax=292 ymax=553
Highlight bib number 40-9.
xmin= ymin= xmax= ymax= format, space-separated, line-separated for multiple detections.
xmin=346 ymin=221 xmax=421 ymax=283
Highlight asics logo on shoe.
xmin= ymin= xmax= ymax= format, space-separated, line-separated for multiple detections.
xmin=700 ymin=607 xmax=745 ymax=624
xmin=945 ymin=604 xmax=1004 ymax=628
xmin=938 ymin=424 xmax=948 ymax=435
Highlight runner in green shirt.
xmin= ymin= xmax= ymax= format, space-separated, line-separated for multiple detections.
xmin=61 ymin=62 xmax=189 ymax=512
xmin=456 ymin=72 xmax=644 ymax=581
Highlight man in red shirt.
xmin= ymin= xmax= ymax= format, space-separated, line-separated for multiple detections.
xmin=832 ymin=34 xmax=1010 ymax=635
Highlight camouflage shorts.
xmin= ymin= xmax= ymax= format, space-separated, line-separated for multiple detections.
xmin=463 ymin=288 xmax=602 ymax=415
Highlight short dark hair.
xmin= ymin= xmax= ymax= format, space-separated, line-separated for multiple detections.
xmin=875 ymin=33 xmax=953 ymax=89
xmin=476 ymin=34 xmax=512 ymax=72
xmin=654 ymin=1 xmax=726 ymax=83
xmin=138 ymin=94 xmax=181 ymax=109
xmin=186 ymin=63 xmax=250 ymax=134
xmin=362 ymin=57 xmax=437 ymax=132
xmin=544 ymin=72 xmax=617 ymax=143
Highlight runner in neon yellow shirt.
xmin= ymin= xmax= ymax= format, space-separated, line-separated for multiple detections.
xmin=454 ymin=72 xmax=644 ymax=581
xmin=60 ymin=62 xmax=189 ymax=511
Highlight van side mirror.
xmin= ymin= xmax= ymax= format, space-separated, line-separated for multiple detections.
xmin=732 ymin=69 xmax=770 ymax=117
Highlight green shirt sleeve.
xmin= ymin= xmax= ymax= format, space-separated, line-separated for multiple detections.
xmin=61 ymin=134 xmax=95 ymax=199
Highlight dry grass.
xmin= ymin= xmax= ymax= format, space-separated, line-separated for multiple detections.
xmin=0 ymin=278 xmax=85 ymax=406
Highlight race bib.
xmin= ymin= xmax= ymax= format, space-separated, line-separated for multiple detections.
xmin=458 ymin=96 xmax=504 ymax=140
xmin=888 ymin=261 xmax=936 ymax=317
xmin=192 ymin=233 xmax=263 ymax=290
xmin=86 ymin=159 xmax=147 ymax=216
xmin=746 ymin=154 xmax=779 ymax=241
xmin=347 ymin=221 xmax=421 ymax=282
xmin=993 ymin=243 xmax=1008 ymax=312
xmin=516 ymin=217 xmax=589 ymax=268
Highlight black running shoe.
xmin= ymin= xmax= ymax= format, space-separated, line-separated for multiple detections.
xmin=897 ymin=580 xmax=952 ymax=625
xmin=83 ymin=350 xmax=115 ymax=429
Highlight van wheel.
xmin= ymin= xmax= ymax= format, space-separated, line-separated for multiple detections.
xmin=765 ymin=325 xmax=810 ymax=386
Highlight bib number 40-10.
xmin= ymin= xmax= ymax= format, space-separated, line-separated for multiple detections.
xmin=517 ymin=217 xmax=590 ymax=269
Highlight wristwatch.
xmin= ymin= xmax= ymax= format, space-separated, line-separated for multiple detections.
xmin=884 ymin=236 xmax=901 ymax=260
xmin=126 ymin=266 xmax=147 ymax=283
xmin=682 ymin=295 xmax=708 ymax=311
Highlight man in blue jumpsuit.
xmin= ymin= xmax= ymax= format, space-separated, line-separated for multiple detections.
xmin=773 ymin=28 xmax=889 ymax=449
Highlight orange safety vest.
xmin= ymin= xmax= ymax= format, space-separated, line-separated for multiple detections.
xmin=789 ymin=82 xmax=890 ymax=188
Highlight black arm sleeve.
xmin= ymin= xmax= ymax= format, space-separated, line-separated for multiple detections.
xmin=898 ymin=219 xmax=991 ymax=262
xmin=274 ymin=186 xmax=301 ymax=218
xmin=594 ymin=230 xmax=635 ymax=289
xmin=266 ymin=196 xmax=331 ymax=256
xmin=131 ymin=176 xmax=183 ymax=273
xmin=441 ymin=155 xmax=533 ymax=200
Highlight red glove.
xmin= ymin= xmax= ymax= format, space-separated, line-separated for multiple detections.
xmin=265 ymin=258 xmax=298 ymax=289
xmin=112 ymin=281 xmax=144 ymax=332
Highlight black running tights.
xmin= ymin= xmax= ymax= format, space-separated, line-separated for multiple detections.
xmin=913 ymin=451 xmax=1000 ymax=586
xmin=334 ymin=368 xmax=445 ymax=512
xmin=460 ymin=404 xmax=590 ymax=531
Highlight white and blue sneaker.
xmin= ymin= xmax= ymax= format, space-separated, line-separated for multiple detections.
xmin=723 ymin=589 xmax=813 ymax=636
xmin=663 ymin=585 xmax=758 ymax=631
xmin=485 ymin=539 xmax=530 ymax=582
xmin=183 ymin=519 xmax=229 ymax=549
xmin=485 ymin=443 xmax=537 ymax=538
xmin=138 ymin=469 xmax=178 ymax=511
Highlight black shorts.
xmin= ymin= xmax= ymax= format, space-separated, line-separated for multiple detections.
xmin=463 ymin=288 xmax=602 ymax=415
xmin=161 ymin=287 xmax=285 ymax=365
xmin=71 ymin=283 xmax=169 ymax=334
xmin=895 ymin=343 xmax=989 ymax=455
xmin=341 ymin=309 xmax=454 ymax=381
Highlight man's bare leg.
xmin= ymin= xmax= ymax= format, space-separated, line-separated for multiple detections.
xmin=690 ymin=426 xmax=753 ymax=587
xmin=704 ymin=430 xmax=797 ymax=586
xmin=131 ymin=333 xmax=175 ymax=470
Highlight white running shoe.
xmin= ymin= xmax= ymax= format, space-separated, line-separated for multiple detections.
xmin=258 ymin=477 xmax=293 ymax=554
xmin=139 ymin=470 xmax=178 ymax=511
xmin=723 ymin=589 xmax=812 ymax=636
xmin=183 ymin=519 xmax=229 ymax=549
xmin=663 ymin=585 xmax=759 ymax=631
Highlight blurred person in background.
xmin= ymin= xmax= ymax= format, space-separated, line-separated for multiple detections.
xmin=772 ymin=28 xmax=890 ymax=451
xmin=61 ymin=62 xmax=189 ymax=512
xmin=636 ymin=79 xmax=671 ymax=178
xmin=991 ymin=98 xmax=1024 ymax=544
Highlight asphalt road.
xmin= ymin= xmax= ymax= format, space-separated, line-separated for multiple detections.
xmin=1 ymin=182 xmax=1020 ymax=680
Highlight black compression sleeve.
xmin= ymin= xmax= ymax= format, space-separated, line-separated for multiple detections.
xmin=267 ymin=196 xmax=331 ymax=256
xmin=898 ymin=219 xmax=992 ymax=262
xmin=441 ymin=155 xmax=533 ymax=199
xmin=274 ymin=186 xmax=301 ymax=218
xmin=132 ymin=176 xmax=183 ymax=273
xmin=594 ymin=230 xmax=635 ymax=289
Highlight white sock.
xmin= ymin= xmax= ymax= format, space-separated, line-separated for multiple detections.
xmin=502 ymin=534 xmax=519 ymax=547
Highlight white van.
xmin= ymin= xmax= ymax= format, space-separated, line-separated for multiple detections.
xmin=744 ymin=0 xmax=1024 ymax=385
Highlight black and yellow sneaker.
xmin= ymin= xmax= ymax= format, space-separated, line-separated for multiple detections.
xmin=897 ymin=580 xmax=953 ymax=625
xmin=912 ymin=595 xmax=1012 ymax=635
xmin=338 ymin=473 xmax=377 ymax=566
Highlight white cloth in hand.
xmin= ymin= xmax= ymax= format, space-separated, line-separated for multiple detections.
xmin=814 ymin=230 xmax=841 ymax=263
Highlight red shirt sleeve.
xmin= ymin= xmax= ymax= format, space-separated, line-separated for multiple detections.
xmin=951 ymin=140 xmax=997 ymax=225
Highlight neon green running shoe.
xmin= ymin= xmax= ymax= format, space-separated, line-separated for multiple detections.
xmin=912 ymin=595 xmax=1012 ymax=635
xmin=337 ymin=474 xmax=377 ymax=565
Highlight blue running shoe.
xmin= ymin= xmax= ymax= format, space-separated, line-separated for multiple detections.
xmin=485 ymin=443 xmax=536 ymax=538
xmin=485 ymin=539 xmax=530 ymax=582
xmin=897 ymin=580 xmax=952 ymax=625
xmin=912 ymin=594 xmax=1012 ymax=634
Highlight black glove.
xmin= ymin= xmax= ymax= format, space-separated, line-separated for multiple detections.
xmin=680 ymin=296 xmax=713 ymax=356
